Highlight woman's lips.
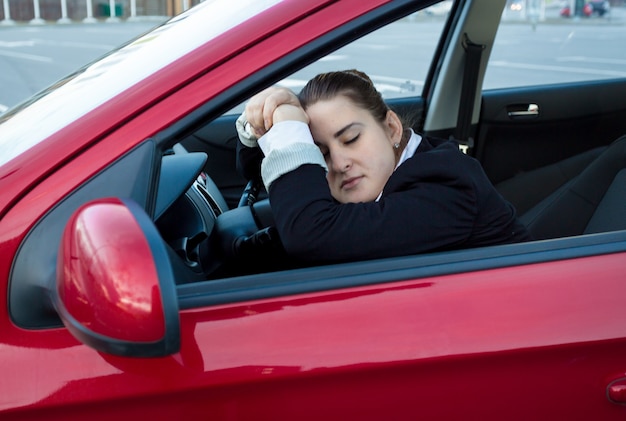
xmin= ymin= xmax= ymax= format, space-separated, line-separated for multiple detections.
xmin=341 ymin=176 xmax=361 ymax=190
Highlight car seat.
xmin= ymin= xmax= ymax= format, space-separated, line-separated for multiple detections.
xmin=496 ymin=146 xmax=606 ymax=216
xmin=518 ymin=135 xmax=626 ymax=240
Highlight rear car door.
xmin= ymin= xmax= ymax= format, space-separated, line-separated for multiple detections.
xmin=474 ymin=14 xmax=626 ymax=216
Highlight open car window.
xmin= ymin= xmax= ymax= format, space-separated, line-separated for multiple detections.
xmin=281 ymin=3 xmax=451 ymax=99
xmin=229 ymin=1 xmax=451 ymax=115
xmin=484 ymin=3 xmax=626 ymax=89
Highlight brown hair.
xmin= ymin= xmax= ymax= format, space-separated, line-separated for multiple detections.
xmin=298 ymin=69 xmax=389 ymax=124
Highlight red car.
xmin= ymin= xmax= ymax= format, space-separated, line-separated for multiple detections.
xmin=560 ymin=3 xmax=593 ymax=17
xmin=561 ymin=0 xmax=609 ymax=17
xmin=1 ymin=0 xmax=626 ymax=419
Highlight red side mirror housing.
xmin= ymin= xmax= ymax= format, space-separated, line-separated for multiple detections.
xmin=54 ymin=198 xmax=180 ymax=357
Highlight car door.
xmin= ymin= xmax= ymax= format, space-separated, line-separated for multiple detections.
xmin=144 ymin=1 xmax=626 ymax=416
xmin=3 ymin=0 xmax=626 ymax=419
xmin=473 ymin=16 xmax=626 ymax=216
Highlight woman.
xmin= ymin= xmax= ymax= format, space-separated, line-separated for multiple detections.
xmin=237 ymin=70 xmax=530 ymax=263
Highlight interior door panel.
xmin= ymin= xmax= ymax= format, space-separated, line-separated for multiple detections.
xmin=475 ymin=79 xmax=626 ymax=186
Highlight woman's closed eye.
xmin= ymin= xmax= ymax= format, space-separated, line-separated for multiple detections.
xmin=316 ymin=133 xmax=359 ymax=160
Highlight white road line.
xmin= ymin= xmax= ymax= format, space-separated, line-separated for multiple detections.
xmin=0 ymin=49 xmax=53 ymax=62
xmin=369 ymin=74 xmax=424 ymax=86
xmin=0 ymin=41 xmax=36 ymax=47
xmin=490 ymin=60 xmax=626 ymax=78
xmin=278 ymin=75 xmax=424 ymax=94
xmin=319 ymin=54 xmax=348 ymax=62
xmin=276 ymin=79 xmax=308 ymax=89
xmin=556 ymin=56 xmax=626 ymax=66
xmin=32 ymin=39 xmax=116 ymax=50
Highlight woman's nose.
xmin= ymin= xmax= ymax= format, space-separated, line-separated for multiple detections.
xmin=330 ymin=150 xmax=351 ymax=173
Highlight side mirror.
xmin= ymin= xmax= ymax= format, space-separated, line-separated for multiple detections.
xmin=54 ymin=198 xmax=180 ymax=357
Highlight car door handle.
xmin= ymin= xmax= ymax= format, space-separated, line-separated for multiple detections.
xmin=507 ymin=103 xmax=539 ymax=119
xmin=607 ymin=378 xmax=626 ymax=404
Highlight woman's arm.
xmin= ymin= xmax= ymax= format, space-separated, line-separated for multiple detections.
xmin=269 ymin=159 xmax=478 ymax=263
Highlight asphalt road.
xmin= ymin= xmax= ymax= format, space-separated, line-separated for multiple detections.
xmin=0 ymin=20 xmax=163 ymax=112
xmin=1 ymin=9 xmax=625 ymax=113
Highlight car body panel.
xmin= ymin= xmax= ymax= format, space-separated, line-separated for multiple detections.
xmin=1 ymin=0 xmax=626 ymax=418
xmin=2 ymin=251 xmax=626 ymax=418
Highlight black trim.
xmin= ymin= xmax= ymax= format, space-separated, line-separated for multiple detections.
xmin=178 ymin=230 xmax=626 ymax=309
xmin=155 ymin=152 xmax=207 ymax=219
xmin=454 ymin=33 xmax=485 ymax=146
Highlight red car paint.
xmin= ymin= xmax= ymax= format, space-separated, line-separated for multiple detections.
xmin=1 ymin=0 xmax=625 ymax=419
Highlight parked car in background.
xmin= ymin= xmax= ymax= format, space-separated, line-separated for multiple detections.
xmin=1 ymin=0 xmax=626 ymax=419
xmin=561 ymin=0 xmax=609 ymax=17
xmin=589 ymin=0 xmax=610 ymax=16
xmin=509 ymin=0 xmax=523 ymax=12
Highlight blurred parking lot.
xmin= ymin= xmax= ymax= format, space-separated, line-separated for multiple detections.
xmin=1 ymin=0 xmax=625 ymax=113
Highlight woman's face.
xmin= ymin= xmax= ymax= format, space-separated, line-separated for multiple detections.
xmin=306 ymin=94 xmax=402 ymax=203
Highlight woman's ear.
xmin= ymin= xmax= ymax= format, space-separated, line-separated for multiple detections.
xmin=385 ymin=110 xmax=404 ymax=145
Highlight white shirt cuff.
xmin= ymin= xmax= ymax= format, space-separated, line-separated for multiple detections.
xmin=258 ymin=120 xmax=315 ymax=156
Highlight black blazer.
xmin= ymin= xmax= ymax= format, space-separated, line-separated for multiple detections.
xmin=243 ymin=136 xmax=531 ymax=263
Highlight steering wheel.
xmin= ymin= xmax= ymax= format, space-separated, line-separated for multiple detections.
xmin=155 ymin=149 xmax=284 ymax=280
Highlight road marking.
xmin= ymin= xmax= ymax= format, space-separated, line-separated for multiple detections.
xmin=557 ymin=56 xmax=626 ymax=66
xmin=490 ymin=60 xmax=626 ymax=78
xmin=0 ymin=40 xmax=36 ymax=47
xmin=358 ymin=43 xmax=399 ymax=50
xmin=32 ymin=38 xmax=116 ymax=50
xmin=278 ymin=75 xmax=424 ymax=95
xmin=0 ymin=49 xmax=53 ymax=62
xmin=369 ymin=75 xmax=424 ymax=87
xmin=319 ymin=54 xmax=348 ymax=62
xmin=276 ymin=79 xmax=308 ymax=89
xmin=0 ymin=104 xmax=8 ymax=114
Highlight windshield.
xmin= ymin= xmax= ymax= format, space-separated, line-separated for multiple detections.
xmin=0 ymin=0 xmax=280 ymax=168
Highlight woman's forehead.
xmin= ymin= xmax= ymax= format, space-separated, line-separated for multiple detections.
xmin=307 ymin=96 xmax=369 ymax=132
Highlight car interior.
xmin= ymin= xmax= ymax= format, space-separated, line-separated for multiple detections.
xmin=168 ymin=0 xmax=626 ymax=283
xmin=8 ymin=0 xmax=626 ymax=329
xmin=127 ymin=0 xmax=626 ymax=281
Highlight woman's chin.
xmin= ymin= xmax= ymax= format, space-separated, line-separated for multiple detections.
xmin=335 ymin=189 xmax=378 ymax=204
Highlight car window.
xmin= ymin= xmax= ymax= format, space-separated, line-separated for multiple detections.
xmin=484 ymin=1 xmax=626 ymax=89
xmin=226 ymin=1 xmax=450 ymax=115
xmin=274 ymin=2 xmax=451 ymax=102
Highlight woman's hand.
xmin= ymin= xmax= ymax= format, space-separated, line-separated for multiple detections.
xmin=272 ymin=104 xmax=308 ymax=125
xmin=244 ymin=87 xmax=305 ymax=136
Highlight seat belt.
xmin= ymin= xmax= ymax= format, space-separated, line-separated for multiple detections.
xmin=454 ymin=33 xmax=485 ymax=152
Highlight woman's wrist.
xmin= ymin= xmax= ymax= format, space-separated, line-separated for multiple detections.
xmin=273 ymin=103 xmax=308 ymax=125
xmin=258 ymin=120 xmax=314 ymax=156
